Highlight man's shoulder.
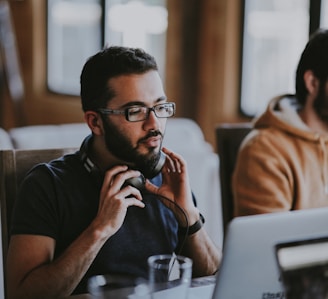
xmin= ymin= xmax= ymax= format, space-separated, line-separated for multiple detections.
xmin=240 ymin=126 xmax=296 ymax=155
xmin=25 ymin=151 xmax=83 ymax=180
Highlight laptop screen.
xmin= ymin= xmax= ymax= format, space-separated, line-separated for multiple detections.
xmin=275 ymin=237 xmax=328 ymax=299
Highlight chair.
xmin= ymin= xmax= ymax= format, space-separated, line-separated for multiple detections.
xmin=0 ymin=148 xmax=77 ymax=298
xmin=215 ymin=123 xmax=252 ymax=236
xmin=0 ymin=128 xmax=14 ymax=150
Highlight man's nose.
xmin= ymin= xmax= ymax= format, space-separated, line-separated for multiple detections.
xmin=143 ymin=109 xmax=160 ymax=130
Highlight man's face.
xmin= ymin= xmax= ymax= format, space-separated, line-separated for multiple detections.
xmin=101 ymin=70 xmax=167 ymax=175
xmin=313 ymin=78 xmax=328 ymax=123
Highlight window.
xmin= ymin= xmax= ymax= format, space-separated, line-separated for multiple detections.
xmin=321 ymin=0 xmax=328 ymax=27
xmin=104 ymin=0 xmax=167 ymax=79
xmin=47 ymin=0 xmax=167 ymax=96
xmin=47 ymin=0 xmax=102 ymax=95
xmin=240 ymin=0 xmax=310 ymax=117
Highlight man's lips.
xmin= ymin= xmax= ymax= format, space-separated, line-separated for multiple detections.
xmin=139 ymin=131 xmax=163 ymax=148
xmin=141 ymin=136 xmax=161 ymax=147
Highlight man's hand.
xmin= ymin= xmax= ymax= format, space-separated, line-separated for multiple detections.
xmin=93 ymin=165 xmax=145 ymax=238
xmin=145 ymin=147 xmax=199 ymax=225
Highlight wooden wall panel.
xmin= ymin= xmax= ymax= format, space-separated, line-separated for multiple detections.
xmin=196 ymin=0 xmax=248 ymax=148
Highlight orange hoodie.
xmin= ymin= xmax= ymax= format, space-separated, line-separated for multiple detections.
xmin=233 ymin=94 xmax=328 ymax=216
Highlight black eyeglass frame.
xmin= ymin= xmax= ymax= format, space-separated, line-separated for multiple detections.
xmin=96 ymin=102 xmax=176 ymax=122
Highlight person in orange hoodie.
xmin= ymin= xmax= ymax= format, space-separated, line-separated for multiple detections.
xmin=233 ymin=29 xmax=328 ymax=216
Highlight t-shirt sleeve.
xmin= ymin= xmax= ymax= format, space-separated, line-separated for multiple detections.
xmin=10 ymin=164 xmax=60 ymax=240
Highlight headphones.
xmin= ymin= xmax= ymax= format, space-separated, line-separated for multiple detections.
xmin=79 ymin=134 xmax=166 ymax=190
xmin=80 ymin=134 xmax=100 ymax=175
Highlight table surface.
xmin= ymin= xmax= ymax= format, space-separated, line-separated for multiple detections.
xmin=67 ymin=275 xmax=216 ymax=299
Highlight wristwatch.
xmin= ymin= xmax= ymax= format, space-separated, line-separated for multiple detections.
xmin=178 ymin=213 xmax=205 ymax=236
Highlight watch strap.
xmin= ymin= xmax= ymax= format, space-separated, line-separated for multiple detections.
xmin=178 ymin=213 xmax=205 ymax=236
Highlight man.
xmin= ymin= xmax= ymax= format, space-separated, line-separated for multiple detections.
xmin=233 ymin=29 xmax=328 ymax=216
xmin=6 ymin=46 xmax=221 ymax=298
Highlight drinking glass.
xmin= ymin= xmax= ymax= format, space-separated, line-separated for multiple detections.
xmin=148 ymin=254 xmax=193 ymax=299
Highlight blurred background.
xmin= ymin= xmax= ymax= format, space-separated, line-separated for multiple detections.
xmin=0 ymin=0 xmax=327 ymax=149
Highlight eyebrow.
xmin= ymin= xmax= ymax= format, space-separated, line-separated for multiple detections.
xmin=121 ymin=96 xmax=167 ymax=108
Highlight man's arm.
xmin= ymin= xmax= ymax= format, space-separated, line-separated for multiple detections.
xmin=7 ymin=166 xmax=145 ymax=299
xmin=7 ymin=224 xmax=108 ymax=299
xmin=180 ymin=228 xmax=221 ymax=276
xmin=145 ymin=147 xmax=222 ymax=276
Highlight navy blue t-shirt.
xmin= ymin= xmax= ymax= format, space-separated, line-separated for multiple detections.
xmin=10 ymin=150 xmax=179 ymax=294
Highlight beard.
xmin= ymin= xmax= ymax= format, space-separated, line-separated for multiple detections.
xmin=101 ymin=115 xmax=163 ymax=178
xmin=313 ymin=80 xmax=328 ymax=123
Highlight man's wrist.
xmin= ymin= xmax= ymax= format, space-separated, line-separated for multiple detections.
xmin=178 ymin=213 xmax=205 ymax=236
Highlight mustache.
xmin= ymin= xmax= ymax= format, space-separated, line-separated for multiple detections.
xmin=139 ymin=130 xmax=163 ymax=143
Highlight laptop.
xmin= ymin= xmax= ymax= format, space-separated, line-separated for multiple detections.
xmin=211 ymin=207 xmax=328 ymax=299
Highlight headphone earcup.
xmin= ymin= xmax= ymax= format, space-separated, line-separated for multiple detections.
xmin=144 ymin=150 xmax=166 ymax=179
xmin=122 ymin=175 xmax=146 ymax=190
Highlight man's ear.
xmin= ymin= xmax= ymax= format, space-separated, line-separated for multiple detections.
xmin=84 ymin=111 xmax=104 ymax=135
xmin=304 ymin=70 xmax=319 ymax=96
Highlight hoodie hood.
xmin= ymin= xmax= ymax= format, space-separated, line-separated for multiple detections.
xmin=254 ymin=94 xmax=327 ymax=142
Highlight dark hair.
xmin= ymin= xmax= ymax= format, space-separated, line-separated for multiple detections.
xmin=80 ymin=46 xmax=158 ymax=111
xmin=295 ymin=29 xmax=328 ymax=105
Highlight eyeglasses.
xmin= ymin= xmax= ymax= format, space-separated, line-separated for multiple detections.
xmin=96 ymin=102 xmax=176 ymax=122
